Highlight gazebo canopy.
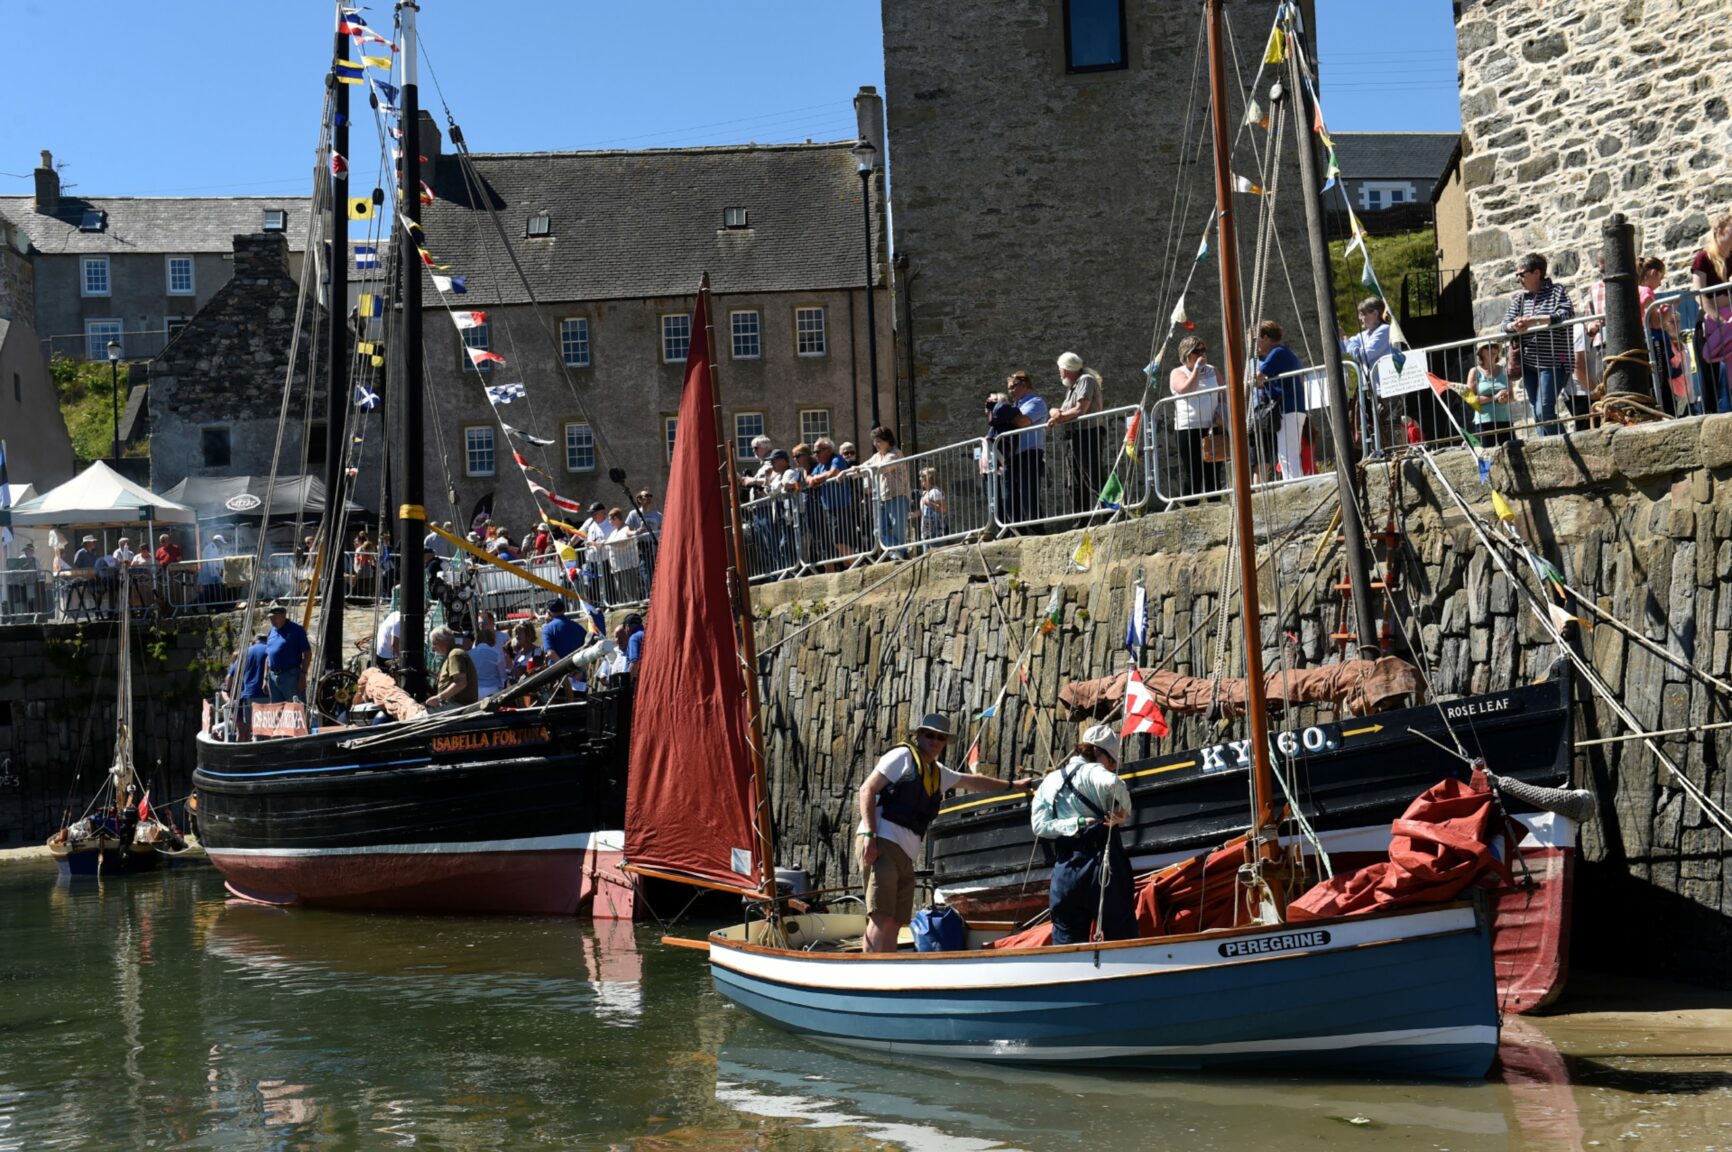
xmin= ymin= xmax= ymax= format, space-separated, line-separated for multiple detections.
xmin=8 ymin=461 xmax=196 ymax=528
xmin=161 ymin=474 xmax=364 ymax=521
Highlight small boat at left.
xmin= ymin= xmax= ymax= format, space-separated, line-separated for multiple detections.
xmin=47 ymin=566 xmax=188 ymax=875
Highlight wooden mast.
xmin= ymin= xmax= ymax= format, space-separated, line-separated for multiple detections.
xmin=1205 ymin=0 xmax=1284 ymax=919
xmin=704 ymin=274 xmax=778 ymax=899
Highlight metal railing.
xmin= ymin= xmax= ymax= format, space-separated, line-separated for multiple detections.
xmin=1645 ymin=286 xmax=1732 ymax=415
xmin=990 ymin=404 xmax=1150 ymax=535
xmin=875 ymin=437 xmax=998 ymax=552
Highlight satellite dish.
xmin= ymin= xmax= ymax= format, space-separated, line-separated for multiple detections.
xmin=224 ymin=493 xmax=264 ymax=513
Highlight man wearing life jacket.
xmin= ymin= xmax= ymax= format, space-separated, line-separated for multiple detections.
xmin=856 ymin=713 xmax=1036 ymax=953
xmin=1031 ymin=724 xmax=1136 ymax=945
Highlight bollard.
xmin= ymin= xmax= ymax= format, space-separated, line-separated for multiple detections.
xmin=1600 ymin=213 xmax=1657 ymax=416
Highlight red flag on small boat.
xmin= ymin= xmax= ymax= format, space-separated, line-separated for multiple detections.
xmin=1121 ymin=666 xmax=1168 ymax=739
xmin=137 ymin=790 xmax=151 ymax=822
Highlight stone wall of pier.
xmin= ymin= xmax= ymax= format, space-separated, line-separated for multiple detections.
xmin=752 ymin=415 xmax=1732 ymax=987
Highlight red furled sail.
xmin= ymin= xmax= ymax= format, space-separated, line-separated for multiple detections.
xmin=623 ymin=285 xmax=761 ymax=894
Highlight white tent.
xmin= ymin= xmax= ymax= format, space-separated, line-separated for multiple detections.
xmin=8 ymin=461 xmax=196 ymax=528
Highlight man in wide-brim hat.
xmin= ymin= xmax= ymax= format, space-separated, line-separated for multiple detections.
xmin=856 ymin=711 xmax=1037 ymax=953
xmin=1030 ymin=722 xmax=1136 ymax=945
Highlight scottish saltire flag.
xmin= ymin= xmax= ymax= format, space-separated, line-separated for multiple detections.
xmin=354 ymin=245 xmax=380 ymax=269
xmin=1124 ymin=581 xmax=1146 ymax=657
xmin=485 ymin=382 xmax=525 ymax=404
xmin=375 ymin=80 xmax=400 ymax=108
xmin=431 ymin=273 xmax=466 ymax=294
xmin=354 ymin=384 xmax=380 ymax=411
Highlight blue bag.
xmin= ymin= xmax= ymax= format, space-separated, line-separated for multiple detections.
xmin=911 ymin=903 xmax=966 ymax=952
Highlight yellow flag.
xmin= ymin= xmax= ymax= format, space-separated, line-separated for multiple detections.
xmin=1264 ymin=26 xmax=1287 ymax=65
xmin=1490 ymin=490 xmax=1515 ymax=522
xmin=1545 ymin=602 xmax=1579 ymax=631
xmin=370 ymin=355 xmax=384 ymax=368
xmin=362 ymin=55 xmax=393 ymax=70
xmin=349 ymin=197 xmax=375 ymax=221
xmin=1071 ymin=533 xmax=1094 ymax=572
xmin=356 ymin=341 xmax=375 ymax=356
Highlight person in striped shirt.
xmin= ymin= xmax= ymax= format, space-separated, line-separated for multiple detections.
xmin=1501 ymin=252 xmax=1577 ymax=436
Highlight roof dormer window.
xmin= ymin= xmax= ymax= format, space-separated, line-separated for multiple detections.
xmin=527 ymin=212 xmax=552 ymax=237
xmin=78 ymin=210 xmax=105 ymax=232
xmin=723 ymin=206 xmax=749 ymax=229
xmin=262 ymin=209 xmax=287 ymax=232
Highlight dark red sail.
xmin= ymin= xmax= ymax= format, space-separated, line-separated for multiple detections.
xmin=623 ymin=285 xmax=761 ymax=893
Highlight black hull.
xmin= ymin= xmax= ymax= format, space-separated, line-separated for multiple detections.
xmin=191 ymin=690 xmax=632 ymax=915
xmin=930 ymin=663 xmax=1576 ymax=894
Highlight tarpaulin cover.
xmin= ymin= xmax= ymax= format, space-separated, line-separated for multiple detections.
xmin=1058 ymin=656 xmax=1419 ymax=721
xmin=622 ymin=287 xmax=761 ymax=894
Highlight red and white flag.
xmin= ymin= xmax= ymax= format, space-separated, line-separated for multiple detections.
xmin=465 ymin=347 xmax=505 ymax=367
xmin=451 ymin=310 xmax=488 ymax=330
xmin=137 ymin=790 xmax=152 ymax=822
xmin=1121 ymin=665 xmax=1168 ymax=740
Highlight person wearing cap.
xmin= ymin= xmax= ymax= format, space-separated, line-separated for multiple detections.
xmin=264 ymin=600 xmax=311 ymax=703
xmin=72 ymin=534 xmax=98 ymax=570
xmin=541 ymin=597 xmax=586 ymax=660
xmin=224 ymin=632 xmax=272 ymax=740
xmin=1048 ymin=351 xmax=1107 ymax=517
xmin=856 ymin=713 xmax=1037 ymax=953
xmin=1031 ymin=724 xmax=1136 ymax=945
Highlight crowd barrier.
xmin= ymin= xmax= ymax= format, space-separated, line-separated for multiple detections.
xmin=988 ymin=404 xmax=1153 ymax=535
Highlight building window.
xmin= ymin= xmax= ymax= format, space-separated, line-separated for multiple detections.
xmin=1359 ymin=181 xmax=1416 ymax=212
xmin=661 ymin=313 xmax=691 ymax=364
xmin=794 ymin=306 xmax=826 ymax=356
xmin=305 ymin=421 xmax=328 ymax=468
xmin=564 ymin=421 xmax=596 ymax=472
xmin=559 ymin=317 xmax=590 ymax=367
xmin=799 ymin=408 xmax=831 ymax=442
xmin=734 ymin=411 xmax=765 ymax=459
xmin=664 ymin=416 xmax=679 ymax=462
xmin=167 ymin=256 xmax=195 ymax=295
xmin=263 ymin=209 xmax=287 ymax=232
xmin=1064 ymin=0 xmax=1127 ymax=73
xmin=723 ymin=206 xmax=749 ymax=229
xmin=730 ymin=310 xmax=761 ymax=359
xmin=527 ymin=212 xmax=552 ymax=237
xmin=1390 ymin=189 xmax=1405 ymax=204
xmin=202 ymin=427 xmax=231 ymax=468
xmin=12 ymin=372 xmax=20 ymax=404
xmin=461 ymin=322 xmax=492 ymax=371
xmin=465 ymin=426 xmax=496 ymax=476
xmin=84 ymin=319 xmax=122 ymax=361
xmin=82 ymin=256 xmax=110 ymax=297
xmin=79 ymin=210 xmax=105 ymax=232
xmin=165 ymin=315 xmax=191 ymax=340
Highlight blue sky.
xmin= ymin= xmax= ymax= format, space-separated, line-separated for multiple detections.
xmin=0 ymin=1 xmax=1459 ymax=200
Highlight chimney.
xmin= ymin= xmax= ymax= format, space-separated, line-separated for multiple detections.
xmin=853 ymin=87 xmax=885 ymax=164
xmin=416 ymin=111 xmax=443 ymax=165
xmin=33 ymin=149 xmax=59 ymax=213
xmin=232 ymin=232 xmax=289 ymax=279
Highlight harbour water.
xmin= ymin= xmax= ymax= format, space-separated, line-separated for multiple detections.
xmin=1 ymin=862 xmax=1729 ymax=1151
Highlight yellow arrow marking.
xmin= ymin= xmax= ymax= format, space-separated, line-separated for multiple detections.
xmin=1123 ymin=760 xmax=1197 ymax=783
xmin=1341 ymin=724 xmax=1385 ymax=737
xmin=939 ymin=759 xmax=1202 ymax=816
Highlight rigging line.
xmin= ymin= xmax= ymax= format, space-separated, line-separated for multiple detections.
xmin=1539 ymin=566 xmax=1732 ymax=699
xmin=1153 ymin=6 xmax=1210 ymax=342
xmin=1414 ymin=446 xmax=1732 ymax=840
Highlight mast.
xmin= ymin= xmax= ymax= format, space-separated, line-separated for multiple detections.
xmin=319 ymin=4 xmax=351 ymax=677
xmin=1285 ymin=18 xmax=1379 ymax=659
xmin=394 ymin=0 xmax=428 ymax=696
xmin=112 ymin=563 xmax=134 ymax=797
xmin=1205 ymin=0 xmax=1283 ymax=917
xmin=707 ymin=275 xmax=778 ymax=898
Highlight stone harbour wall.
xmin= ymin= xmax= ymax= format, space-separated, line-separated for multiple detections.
xmin=752 ymin=414 xmax=1732 ymax=986
xmin=1455 ymin=0 xmax=1732 ymax=327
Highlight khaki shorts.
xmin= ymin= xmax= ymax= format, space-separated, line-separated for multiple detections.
xmin=858 ymin=834 xmax=915 ymax=924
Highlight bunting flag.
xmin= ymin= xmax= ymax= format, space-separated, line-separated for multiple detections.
xmin=1478 ymin=457 xmax=1492 ymax=485
xmin=1490 ymin=490 xmax=1516 ymax=523
xmin=977 ymin=705 xmax=996 ymax=720
xmin=467 ymin=348 xmax=507 ymax=368
xmin=1040 ymin=587 xmax=1063 ymax=636
xmin=362 ymin=54 xmax=393 ymax=70
xmin=1123 ymin=408 xmax=1142 ymax=461
xmin=419 ymin=181 xmax=434 ymax=205
xmin=1313 ymin=99 xmax=1326 ymax=137
xmin=354 ymin=383 xmax=380 ymax=411
xmin=370 ymin=354 xmax=384 ymax=368
xmin=502 ymin=422 xmax=555 ymax=447
xmin=1390 ymin=346 xmax=1406 ymax=374
xmin=1195 ymin=235 xmax=1210 ymax=263
xmin=451 ymin=310 xmax=488 ymax=330
xmin=331 ymin=152 xmax=348 ymax=177
xmin=337 ymin=9 xmax=370 ymax=34
xmin=1359 ymin=257 xmax=1377 ymax=291
xmin=1124 ymin=579 xmax=1147 ymax=656
xmin=484 ymin=381 xmax=525 ymax=402
xmin=967 ymin=742 xmax=981 ymax=769
xmin=352 ymin=433 xmax=364 ymax=445
xmin=1122 ymin=666 xmax=1169 ymax=739
xmin=349 ymin=197 xmax=375 ymax=220
xmin=1322 ymin=150 xmax=1340 ymax=192
xmin=354 ymin=244 xmax=380 ymax=269
xmin=1387 ymin=312 xmax=1409 ymax=351
xmin=1170 ymin=295 xmax=1193 ymax=330
xmin=1071 ymin=533 xmax=1094 ymax=572
xmin=528 ymin=481 xmax=588 ymax=514
xmin=398 ymin=213 xmax=423 ymax=243
xmin=418 ymin=247 xmax=448 ymax=270
xmin=1426 ymin=371 xmax=1452 ymax=397
xmin=1546 ymin=602 xmax=1580 ymax=632
xmin=1343 ymin=210 xmax=1368 ymax=257
xmin=1264 ymin=25 xmax=1287 ymax=64
xmin=375 ymin=80 xmax=401 ymax=109
xmin=333 ymin=60 xmax=365 ymax=85
xmin=357 ymin=293 xmax=382 ymax=318
xmin=1018 ymin=664 xmax=1030 ymax=687
xmin=1243 ymin=98 xmax=1267 ymax=130
xmin=1232 ymin=174 xmax=1264 ymax=196
xmin=1099 ymin=472 xmax=1124 ymax=508
xmin=430 ymin=273 xmax=467 ymax=294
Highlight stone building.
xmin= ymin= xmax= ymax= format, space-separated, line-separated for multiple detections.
xmin=0 ymin=151 xmax=310 ymax=362
xmin=0 ymin=215 xmax=32 ymax=327
xmin=1331 ymin=132 xmax=1461 ymax=217
xmin=883 ymin=0 xmax=1318 ymax=447
xmin=0 ymin=315 xmax=75 ymax=488
xmin=145 ymin=233 xmax=377 ymax=510
xmin=1454 ymin=0 xmax=1732 ymax=327
xmin=416 ymin=121 xmax=891 ymax=533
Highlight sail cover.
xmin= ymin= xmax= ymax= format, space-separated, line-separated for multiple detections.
xmin=623 ymin=286 xmax=760 ymax=893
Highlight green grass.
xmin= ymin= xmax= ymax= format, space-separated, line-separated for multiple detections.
xmin=51 ymin=354 xmax=141 ymax=465
xmin=1327 ymin=228 xmax=1438 ymax=333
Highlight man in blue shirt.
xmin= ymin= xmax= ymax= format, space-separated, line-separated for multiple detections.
xmin=622 ymin=612 xmax=645 ymax=669
xmin=1004 ymin=370 xmax=1049 ymax=527
xmin=541 ymin=597 xmax=586 ymax=660
xmin=225 ymin=632 xmax=271 ymax=740
xmin=264 ymin=602 xmax=311 ymax=703
xmin=1254 ymin=320 xmax=1308 ymax=480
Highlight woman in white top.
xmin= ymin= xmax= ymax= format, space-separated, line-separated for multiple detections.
xmin=861 ymin=425 xmax=909 ymax=558
xmin=468 ymin=612 xmax=510 ymax=699
xmin=1168 ymin=335 xmax=1222 ymax=498
xmin=601 ymin=508 xmax=641 ymax=602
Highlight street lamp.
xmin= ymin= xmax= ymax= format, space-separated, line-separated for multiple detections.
xmin=106 ymin=339 xmax=122 ymax=467
xmin=850 ymin=138 xmax=881 ymax=433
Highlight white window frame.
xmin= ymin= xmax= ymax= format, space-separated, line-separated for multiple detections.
xmin=84 ymin=318 xmax=122 ymax=361
xmin=460 ymin=322 xmax=492 ymax=372
xmin=166 ymin=255 xmax=195 ymax=295
xmin=465 ymin=425 xmax=496 ymax=477
xmin=794 ymin=306 xmax=827 ymax=357
xmin=799 ymin=408 xmax=832 ymax=442
xmin=723 ymin=206 xmax=749 ymax=229
xmin=262 ymin=209 xmax=287 ymax=232
xmin=1358 ymin=180 xmax=1416 ymax=211
xmin=564 ymin=421 xmax=596 ymax=473
xmin=559 ymin=317 xmax=590 ymax=367
xmin=730 ymin=310 xmax=761 ymax=360
xmin=664 ymin=415 xmax=679 ymax=463
xmin=661 ymin=313 xmax=691 ymax=364
xmin=527 ymin=212 xmax=552 ymax=237
xmin=164 ymin=315 xmax=191 ymax=344
xmin=733 ymin=411 xmax=765 ymax=460
xmin=82 ymin=256 xmax=111 ymax=298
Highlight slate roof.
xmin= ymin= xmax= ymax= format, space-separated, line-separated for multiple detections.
xmin=1331 ymin=133 xmax=1461 ymax=183
xmin=418 ymin=142 xmax=874 ymax=305
xmin=0 ymin=196 xmax=312 ymax=256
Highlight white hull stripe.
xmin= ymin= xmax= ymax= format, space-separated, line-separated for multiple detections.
xmin=819 ymin=1025 xmax=1499 ymax=1061
xmin=207 ymin=830 xmax=625 ymax=858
